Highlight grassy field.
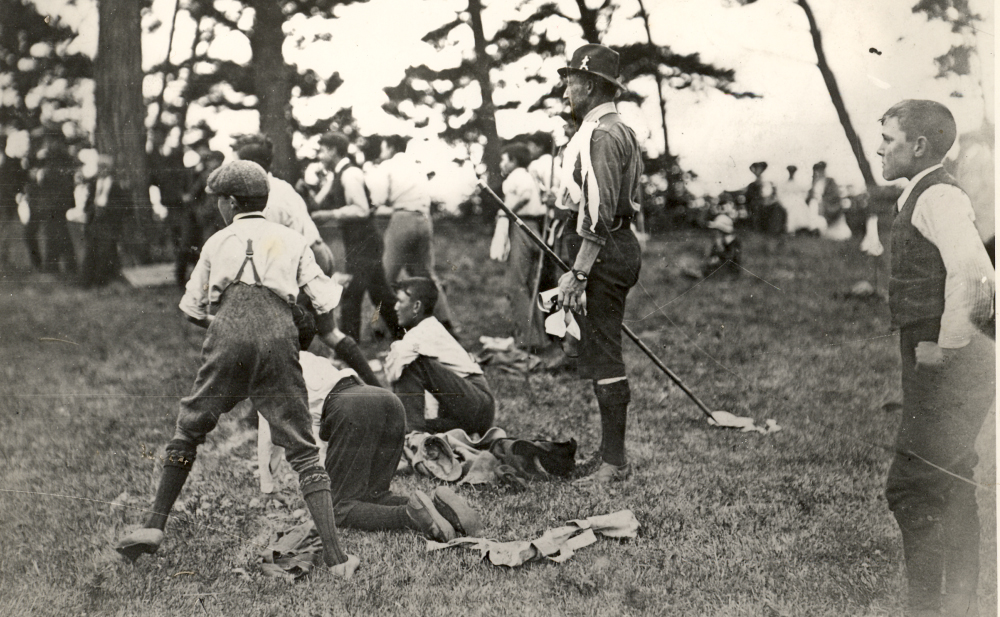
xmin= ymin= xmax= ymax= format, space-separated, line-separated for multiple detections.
xmin=0 ymin=220 xmax=994 ymax=616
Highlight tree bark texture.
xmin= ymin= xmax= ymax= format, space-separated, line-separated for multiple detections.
xmin=468 ymin=0 xmax=502 ymax=196
xmin=798 ymin=0 xmax=877 ymax=190
xmin=248 ymin=0 xmax=299 ymax=183
xmin=95 ymin=0 xmax=152 ymax=263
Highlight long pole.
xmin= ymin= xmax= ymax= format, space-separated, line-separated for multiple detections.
xmin=479 ymin=181 xmax=718 ymax=420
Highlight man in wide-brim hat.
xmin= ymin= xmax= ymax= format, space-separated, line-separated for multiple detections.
xmin=552 ymin=43 xmax=644 ymax=486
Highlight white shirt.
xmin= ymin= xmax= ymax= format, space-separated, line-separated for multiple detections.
xmin=384 ymin=316 xmax=483 ymax=383
xmin=897 ymin=164 xmax=995 ymax=348
xmin=264 ymin=173 xmax=322 ymax=245
xmin=501 ymin=167 xmax=544 ymax=218
xmin=528 ymin=153 xmax=558 ymax=195
xmin=300 ymin=351 xmax=357 ymax=426
xmin=367 ymin=153 xmax=431 ymax=216
xmin=179 ymin=213 xmax=343 ymax=321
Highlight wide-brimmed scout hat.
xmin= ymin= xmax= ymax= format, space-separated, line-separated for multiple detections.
xmin=557 ymin=44 xmax=625 ymax=91
xmin=206 ymin=160 xmax=269 ymax=197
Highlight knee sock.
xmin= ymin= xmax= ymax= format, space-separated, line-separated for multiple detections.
xmin=594 ymin=379 xmax=630 ymax=467
xmin=334 ymin=336 xmax=382 ymax=387
xmin=301 ymin=468 xmax=347 ymax=567
xmin=145 ymin=450 xmax=194 ymax=530
xmin=340 ymin=502 xmax=412 ymax=531
xmin=899 ymin=516 xmax=945 ymax=611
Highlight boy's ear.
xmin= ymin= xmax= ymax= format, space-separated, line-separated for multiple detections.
xmin=913 ymin=135 xmax=930 ymax=159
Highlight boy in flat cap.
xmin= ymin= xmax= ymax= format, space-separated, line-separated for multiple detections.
xmin=555 ymin=43 xmax=643 ymax=485
xmin=115 ymin=160 xmax=359 ymax=578
xmin=878 ymin=100 xmax=995 ymax=616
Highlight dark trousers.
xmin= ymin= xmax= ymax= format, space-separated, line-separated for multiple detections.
xmin=382 ymin=211 xmax=453 ymax=325
xmin=319 ymin=379 xmax=407 ymax=525
xmin=393 ymin=356 xmax=495 ymax=435
xmin=339 ymin=220 xmax=402 ymax=341
xmin=565 ymin=226 xmax=642 ymax=381
xmin=885 ymin=320 xmax=995 ymax=609
xmin=506 ymin=219 xmax=548 ymax=350
xmin=42 ymin=210 xmax=76 ymax=273
xmin=169 ymin=284 xmax=321 ymax=475
xmin=80 ymin=210 xmax=121 ymax=287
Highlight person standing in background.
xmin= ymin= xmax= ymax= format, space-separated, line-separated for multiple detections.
xmin=367 ymin=135 xmax=454 ymax=331
xmin=0 ymin=135 xmax=28 ymax=267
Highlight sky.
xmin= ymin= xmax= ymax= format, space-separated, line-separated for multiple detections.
xmin=13 ymin=0 xmax=996 ymax=199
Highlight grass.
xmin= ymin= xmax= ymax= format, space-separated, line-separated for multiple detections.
xmin=0 ymin=220 xmax=994 ymax=616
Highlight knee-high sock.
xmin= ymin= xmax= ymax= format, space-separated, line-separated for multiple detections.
xmin=594 ymin=380 xmax=630 ymax=467
xmin=301 ymin=469 xmax=347 ymax=567
xmin=145 ymin=449 xmax=194 ymax=530
xmin=899 ymin=516 xmax=944 ymax=612
xmin=334 ymin=336 xmax=382 ymax=387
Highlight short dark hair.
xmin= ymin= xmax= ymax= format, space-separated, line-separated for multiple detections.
xmin=381 ymin=135 xmax=409 ymax=155
xmin=295 ymin=306 xmax=317 ymax=351
xmin=232 ymin=195 xmax=268 ymax=212
xmin=395 ymin=277 xmax=438 ymax=316
xmin=880 ymin=99 xmax=957 ymax=160
xmin=234 ymin=134 xmax=274 ymax=171
xmin=525 ymin=132 xmax=554 ymax=153
xmin=204 ymin=150 xmax=225 ymax=165
xmin=501 ymin=142 xmax=532 ymax=169
xmin=318 ymin=131 xmax=351 ymax=157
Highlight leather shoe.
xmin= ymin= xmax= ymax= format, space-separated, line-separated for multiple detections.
xmin=573 ymin=461 xmax=631 ymax=486
xmin=115 ymin=528 xmax=164 ymax=562
xmin=432 ymin=487 xmax=483 ymax=537
xmin=406 ymin=490 xmax=455 ymax=542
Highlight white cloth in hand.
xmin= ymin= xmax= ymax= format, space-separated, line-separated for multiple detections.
xmin=490 ymin=217 xmax=511 ymax=261
xmin=860 ymin=216 xmax=884 ymax=257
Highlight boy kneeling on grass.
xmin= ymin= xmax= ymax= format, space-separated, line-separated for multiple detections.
xmin=115 ymin=160 xmax=370 ymax=578
xmin=258 ymin=314 xmax=483 ymax=541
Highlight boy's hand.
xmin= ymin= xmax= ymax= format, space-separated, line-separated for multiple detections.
xmin=915 ymin=341 xmax=946 ymax=369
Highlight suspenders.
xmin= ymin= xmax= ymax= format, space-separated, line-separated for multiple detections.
xmin=234 ymin=239 xmax=263 ymax=287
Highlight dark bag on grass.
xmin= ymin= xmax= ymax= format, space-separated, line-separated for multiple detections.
xmin=489 ymin=438 xmax=577 ymax=479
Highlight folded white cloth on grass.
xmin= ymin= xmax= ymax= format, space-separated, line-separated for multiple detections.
xmin=707 ymin=411 xmax=782 ymax=434
xmin=427 ymin=509 xmax=639 ymax=567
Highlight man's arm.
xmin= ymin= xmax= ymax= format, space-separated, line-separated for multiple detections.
xmin=912 ymin=185 xmax=994 ymax=360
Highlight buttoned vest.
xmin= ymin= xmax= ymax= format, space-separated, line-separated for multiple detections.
xmin=889 ymin=167 xmax=962 ymax=329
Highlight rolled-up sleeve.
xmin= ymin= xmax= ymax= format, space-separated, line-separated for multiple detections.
xmin=179 ymin=251 xmax=212 ymax=320
xmin=912 ymin=185 xmax=995 ymax=348
xmin=298 ymin=244 xmax=343 ymax=314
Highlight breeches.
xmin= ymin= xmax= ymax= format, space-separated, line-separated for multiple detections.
xmin=565 ymin=227 xmax=642 ymax=381
xmin=318 ymin=380 xmax=406 ymax=524
xmin=170 ymin=284 xmax=320 ymax=475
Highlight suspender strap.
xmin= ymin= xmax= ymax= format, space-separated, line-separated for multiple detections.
xmin=234 ymin=239 xmax=263 ymax=287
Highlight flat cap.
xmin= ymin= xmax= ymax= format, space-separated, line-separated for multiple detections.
xmin=206 ymin=160 xmax=269 ymax=197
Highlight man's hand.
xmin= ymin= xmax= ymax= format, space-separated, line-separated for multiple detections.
xmin=329 ymin=554 xmax=360 ymax=579
xmin=557 ymin=270 xmax=587 ymax=313
xmin=915 ymin=341 xmax=946 ymax=369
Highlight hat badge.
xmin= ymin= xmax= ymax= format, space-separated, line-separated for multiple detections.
xmin=579 ymin=55 xmax=590 ymax=70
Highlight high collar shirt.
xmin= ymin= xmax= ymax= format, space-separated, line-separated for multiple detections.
xmin=556 ymin=102 xmax=643 ymax=246
xmin=384 ymin=316 xmax=483 ymax=383
xmin=501 ymin=167 xmax=545 ymax=218
xmin=179 ymin=212 xmax=343 ymax=321
xmin=264 ymin=173 xmax=322 ymax=245
xmin=896 ymin=164 xmax=994 ymax=348
xmin=367 ymin=154 xmax=431 ymax=215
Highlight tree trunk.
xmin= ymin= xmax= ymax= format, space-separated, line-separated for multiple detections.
xmin=248 ymin=0 xmax=299 ymax=183
xmin=468 ymin=0 xmax=502 ymax=197
xmin=636 ymin=0 xmax=671 ymax=185
xmin=96 ymin=0 xmax=151 ymax=264
xmin=798 ymin=0 xmax=877 ymax=190
xmin=574 ymin=0 xmax=601 ymax=44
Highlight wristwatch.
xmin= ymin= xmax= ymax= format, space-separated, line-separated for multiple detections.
xmin=572 ymin=269 xmax=588 ymax=283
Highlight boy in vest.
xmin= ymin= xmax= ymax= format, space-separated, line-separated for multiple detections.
xmin=878 ymin=100 xmax=994 ymax=616
xmin=115 ymin=160 xmax=359 ymax=578
xmin=310 ymin=131 xmax=402 ymax=343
